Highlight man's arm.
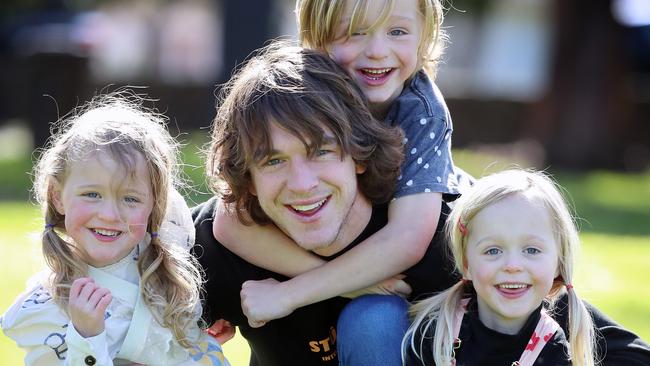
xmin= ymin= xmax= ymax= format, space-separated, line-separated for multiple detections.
xmin=239 ymin=193 xmax=441 ymax=326
xmin=553 ymin=293 xmax=650 ymax=365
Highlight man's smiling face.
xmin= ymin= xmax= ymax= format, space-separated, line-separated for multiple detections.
xmin=249 ymin=122 xmax=367 ymax=256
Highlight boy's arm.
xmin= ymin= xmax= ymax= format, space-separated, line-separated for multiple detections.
xmin=214 ymin=201 xmax=325 ymax=278
xmin=240 ymin=193 xmax=441 ymax=326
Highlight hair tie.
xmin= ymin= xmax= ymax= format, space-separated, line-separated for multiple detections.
xmin=150 ymin=231 xmax=158 ymax=238
xmin=457 ymin=219 xmax=468 ymax=237
xmin=45 ymin=223 xmax=55 ymax=229
xmin=565 ymin=283 xmax=573 ymax=291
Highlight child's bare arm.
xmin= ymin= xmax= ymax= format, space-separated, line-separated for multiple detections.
xmin=240 ymin=193 xmax=442 ymax=326
xmin=214 ymin=200 xmax=325 ymax=278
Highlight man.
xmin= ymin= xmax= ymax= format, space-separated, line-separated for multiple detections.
xmin=192 ymin=42 xmax=650 ymax=366
xmin=193 ymin=42 xmax=457 ymax=366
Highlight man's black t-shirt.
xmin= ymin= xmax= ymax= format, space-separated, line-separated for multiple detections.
xmin=191 ymin=197 xmax=458 ymax=366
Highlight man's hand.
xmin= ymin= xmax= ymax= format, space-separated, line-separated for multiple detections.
xmin=241 ymin=278 xmax=295 ymax=328
xmin=68 ymin=277 xmax=112 ymax=338
xmin=341 ymin=274 xmax=412 ymax=299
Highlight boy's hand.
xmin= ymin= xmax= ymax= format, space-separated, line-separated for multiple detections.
xmin=241 ymin=278 xmax=295 ymax=328
xmin=68 ymin=277 xmax=112 ymax=338
xmin=341 ymin=274 xmax=412 ymax=299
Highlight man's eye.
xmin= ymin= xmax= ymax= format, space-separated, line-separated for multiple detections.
xmin=265 ymin=158 xmax=282 ymax=166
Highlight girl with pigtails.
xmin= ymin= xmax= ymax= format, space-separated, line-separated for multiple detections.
xmin=403 ymin=169 xmax=597 ymax=366
xmin=1 ymin=93 xmax=229 ymax=366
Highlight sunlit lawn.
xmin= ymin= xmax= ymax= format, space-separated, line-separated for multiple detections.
xmin=1 ymin=146 xmax=649 ymax=364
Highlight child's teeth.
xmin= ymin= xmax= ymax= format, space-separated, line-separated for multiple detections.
xmin=499 ymin=283 xmax=527 ymax=289
xmin=363 ymin=68 xmax=391 ymax=74
xmin=94 ymin=229 xmax=120 ymax=237
xmin=292 ymin=199 xmax=326 ymax=212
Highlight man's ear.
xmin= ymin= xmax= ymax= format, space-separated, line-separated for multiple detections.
xmin=50 ymin=180 xmax=65 ymax=215
xmin=355 ymin=163 xmax=366 ymax=174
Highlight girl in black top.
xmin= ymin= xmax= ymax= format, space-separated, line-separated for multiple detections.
xmin=403 ymin=170 xmax=597 ymax=366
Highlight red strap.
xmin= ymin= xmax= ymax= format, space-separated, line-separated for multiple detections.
xmin=516 ymin=310 xmax=560 ymax=366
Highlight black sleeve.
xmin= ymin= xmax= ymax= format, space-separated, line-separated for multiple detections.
xmin=404 ymin=202 xmax=461 ymax=300
xmin=191 ymin=199 xmax=247 ymax=326
xmin=553 ymin=293 xmax=650 ymax=366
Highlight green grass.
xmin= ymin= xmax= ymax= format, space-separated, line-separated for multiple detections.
xmin=2 ymin=145 xmax=649 ymax=363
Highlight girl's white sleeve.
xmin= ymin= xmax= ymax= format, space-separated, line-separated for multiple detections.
xmin=64 ymin=322 xmax=113 ymax=366
xmin=1 ymin=281 xmax=68 ymax=365
xmin=1 ymin=279 xmax=114 ymax=366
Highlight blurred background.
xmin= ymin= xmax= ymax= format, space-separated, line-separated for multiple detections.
xmin=0 ymin=0 xmax=648 ymax=171
xmin=0 ymin=0 xmax=649 ymax=364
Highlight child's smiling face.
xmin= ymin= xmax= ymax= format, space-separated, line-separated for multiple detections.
xmin=464 ymin=194 xmax=560 ymax=334
xmin=326 ymin=0 xmax=422 ymax=113
xmin=52 ymin=150 xmax=154 ymax=268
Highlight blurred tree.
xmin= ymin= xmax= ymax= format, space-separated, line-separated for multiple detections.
xmin=219 ymin=0 xmax=274 ymax=83
xmin=527 ymin=0 xmax=635 ymax=169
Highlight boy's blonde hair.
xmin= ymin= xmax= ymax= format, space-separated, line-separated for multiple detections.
xmin=403 ymin=169 xmax=597 ymax=366
xmin=33 ymin=92 xmax=202 ymax=348
xmin=296 ymin=0 xmax=446 ymax=77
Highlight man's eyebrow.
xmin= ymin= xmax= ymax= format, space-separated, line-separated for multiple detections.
xmin=319 ymin=135 xmax=338 ymax=146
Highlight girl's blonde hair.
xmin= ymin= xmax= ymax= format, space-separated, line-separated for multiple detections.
xmin=296 ymin=0 xmax=446 ymax=77
xmin=32 ymin=91 xmax=202 ymax=348
xmin=403 ymin=169 xmax=597 ymax=366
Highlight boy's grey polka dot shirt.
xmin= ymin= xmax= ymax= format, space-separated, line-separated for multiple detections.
xmin=386 ymin=70 xmax=460 ymax=202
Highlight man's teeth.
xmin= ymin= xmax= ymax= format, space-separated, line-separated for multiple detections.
xmin=362 ymin=68 xmax=391 ymax=74
xmin=291 ymin=199 xmax=326 ymax=212
xmin=93 ymin=229 xmax=121 ymax=237
xmin=498 ymin=283 xmax=528 ymax=289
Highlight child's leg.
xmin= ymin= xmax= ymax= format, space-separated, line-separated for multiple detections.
xmin=336 ymin=294 xmax=408 ymax=366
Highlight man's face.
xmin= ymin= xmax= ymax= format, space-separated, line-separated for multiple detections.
xmin=249 ymin=122 xmax=367 ymax=256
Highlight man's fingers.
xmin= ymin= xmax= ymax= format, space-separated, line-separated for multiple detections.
xmin=248 ymin=319 xmax=266 ymax=328
xmin=393 ymin=279 xmax=412 ymax=297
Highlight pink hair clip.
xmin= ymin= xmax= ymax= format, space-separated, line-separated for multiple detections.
xmin=457 ymin=219 xmax=468 ymax=237
xmin=565 ymin=283 xmax=573 ymax=291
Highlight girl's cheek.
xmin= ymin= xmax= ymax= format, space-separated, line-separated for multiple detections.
xmin=130 ymin=210 xmax=152 ymax=233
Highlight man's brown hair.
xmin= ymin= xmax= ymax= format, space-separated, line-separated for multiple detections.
xmin=207 ymin=41 xmax=404 ymax=225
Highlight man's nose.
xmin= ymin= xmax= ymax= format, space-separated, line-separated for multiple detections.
xmin=286 ymin=159 xmax=319 ymax=193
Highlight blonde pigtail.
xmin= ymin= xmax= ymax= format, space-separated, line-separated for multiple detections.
xmin=403 ymin=280 xmax=467 ymax=365
xmin=139 ymin=233 xmax=203 ymax=349
xmin=565 ymin=287 xmax=598 ymax=366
